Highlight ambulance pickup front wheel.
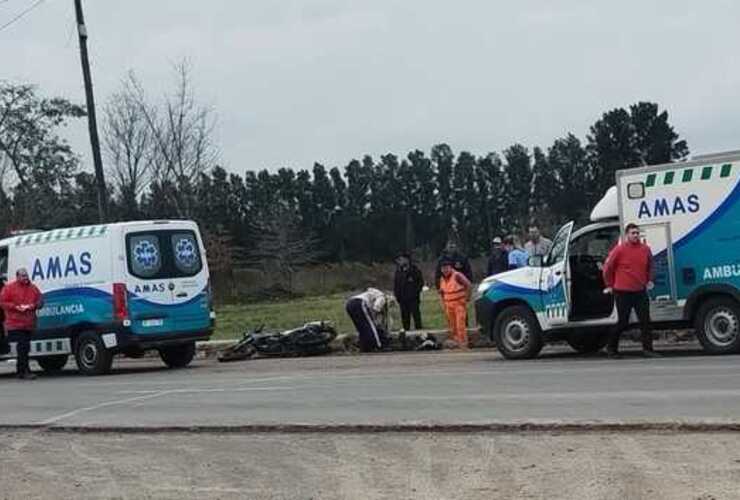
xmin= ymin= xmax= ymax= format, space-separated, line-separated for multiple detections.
xmin=493 ymin=305 xmax=544 ymax=359
xmin=159 ymin=342 xmax=196 ymax=369
xmin=75 ymin=332 xmax=114 ymax=376
xmin=695 ymin=297 xmax=740 ymax=355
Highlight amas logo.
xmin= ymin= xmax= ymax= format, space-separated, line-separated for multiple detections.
xmin=134 ymin=283 xmax=166 ymax=294
xmin=32 ymin=252 xmax=92 ymax=281
xmin=638 ymin=194 xmax=700 ymax=219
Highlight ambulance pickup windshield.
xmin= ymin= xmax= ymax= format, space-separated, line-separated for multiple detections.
xmin=126 ymin=230 xmax=202 ymax=280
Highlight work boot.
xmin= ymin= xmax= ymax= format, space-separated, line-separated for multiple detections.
xmin=17 ymin=372 xmax=36 ymax=380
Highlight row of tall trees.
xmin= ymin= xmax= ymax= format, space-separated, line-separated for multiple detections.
xmin=0 ymin=67 xmax=689 ymax=267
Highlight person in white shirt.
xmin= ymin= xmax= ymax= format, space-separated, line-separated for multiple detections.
xmin=524 ymin=225 xmax=553 ymax=258
xmin=345 ymin=288 xmax=389 ymax=351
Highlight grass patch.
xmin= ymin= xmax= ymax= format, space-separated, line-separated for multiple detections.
xmin=213 ymin=291 xmax=474 ymax=340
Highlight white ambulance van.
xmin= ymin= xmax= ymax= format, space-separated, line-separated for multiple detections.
xmin=0 ymin=220 xmax=214 ymax=375
xmin=476 ymin=151 xmax=740 ymax=359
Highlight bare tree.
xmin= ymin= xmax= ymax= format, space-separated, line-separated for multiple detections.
xmin=102 ymin=74 xmax=154 ymax=217
xmin=246 ymin=208 xmax=323 ymax=294
xmin=128 ymin=61 xmax=219 ymax=218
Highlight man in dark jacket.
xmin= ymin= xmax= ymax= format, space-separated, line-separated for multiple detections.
xmin=394 ymin=253 xmax=424 ymax=331
xmin=434 ymin=241 xmax=473 ymax=289
xmin=487 ymin=236 xmax=508 ymax=277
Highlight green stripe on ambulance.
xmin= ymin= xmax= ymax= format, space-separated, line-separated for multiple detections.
xmin=645 ymin=163 xmax=733 ymax=188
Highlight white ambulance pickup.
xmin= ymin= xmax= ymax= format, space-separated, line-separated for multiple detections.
xmin=0 ymin=220 xmax=214 ymax=375
xmin=476 ymin=150 xmax=740 ymax=359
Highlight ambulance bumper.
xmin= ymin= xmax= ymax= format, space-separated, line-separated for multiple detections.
xmin=113 ymin=327 xmax=213 ymax=351
xmin=475 ymin=296 xmax=495 ymax=340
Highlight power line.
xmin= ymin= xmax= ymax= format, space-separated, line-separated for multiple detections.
xmin=0 ymin=0 xmax=47 ymax=34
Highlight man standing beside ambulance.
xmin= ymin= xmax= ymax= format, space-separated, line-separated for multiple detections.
xmin=602 ymin=223 xmax=660 ymax=359
xmin=0 ymin=268 xmax=43 ymax=379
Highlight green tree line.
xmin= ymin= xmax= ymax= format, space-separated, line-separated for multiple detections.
xmin=1 ymin=77 xmax=689 ymax=265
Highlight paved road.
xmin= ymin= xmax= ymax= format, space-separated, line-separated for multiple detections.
xmin=3 ymin=430 xmax=738 ymax=500
xmin=2 ymin=344 xmax=740 ymax=427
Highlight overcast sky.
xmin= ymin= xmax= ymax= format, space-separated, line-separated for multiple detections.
xmin=3 ymin=0 xmax=740 ymax=174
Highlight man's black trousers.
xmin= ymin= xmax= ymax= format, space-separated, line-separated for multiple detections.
xmin=346 ymin=298 xmax=382 ymax=352
xmin=608 ymin=290 xmax=653 ymax=353
xmin=7 ymin=329 xmax=32 ymax=375
xmin=399 ymin=299 xmax=422 ymax=331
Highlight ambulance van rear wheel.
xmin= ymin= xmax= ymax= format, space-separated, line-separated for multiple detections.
xmin=493 ymin=305 xmax=544 ymax=359
xmin=695 ymin=297 xmax=740 ymax=355
xmin=37 ymin=355 xmax=68 ymax=373
xmin=75 ymin=332 xmax=114 ymax=376
xmin=159 ymin=341 xmax=196 ymax=369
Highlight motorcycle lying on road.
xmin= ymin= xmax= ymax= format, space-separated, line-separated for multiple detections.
xmin=217 ymin=321 xmax=338 ymax=362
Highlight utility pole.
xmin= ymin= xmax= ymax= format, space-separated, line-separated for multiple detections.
xmin=74 ymin=0 xmax=108 ymax=222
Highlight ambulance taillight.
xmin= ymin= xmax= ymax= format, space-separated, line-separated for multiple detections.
xmin=113 ymin=282 xmax=129 ymax=322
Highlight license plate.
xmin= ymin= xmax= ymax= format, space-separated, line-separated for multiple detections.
xmin=142 ymin=319 xmax=164 ymax=327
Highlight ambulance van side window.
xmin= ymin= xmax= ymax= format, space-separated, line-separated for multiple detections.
xmin=126 ymin=230 xmax=203 ymax=280
xmin=171 ymin=233 xmax=201 ymax=275
xmin=128 ymin=234 xmax=163 ymax=278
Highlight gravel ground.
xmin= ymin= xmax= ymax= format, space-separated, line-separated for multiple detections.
xmin=1 ymin=430 xmax=738 ymax=500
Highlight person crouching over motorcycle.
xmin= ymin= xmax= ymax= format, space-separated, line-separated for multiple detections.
xmin=345 ymin=288 xmax=390 ymax=352
xmin=438 ymin=259 xmax=471 ymax=350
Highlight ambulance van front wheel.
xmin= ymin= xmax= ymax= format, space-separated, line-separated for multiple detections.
xmin=493 ymin=305 xmax=544 ymax=359
xmin=159 ymin=341 xmax=196 ymax=369
xmin=695 ymin=297 xmax=740 ymax=355
xmin=75 ymin=332 xmax=114 ymax=376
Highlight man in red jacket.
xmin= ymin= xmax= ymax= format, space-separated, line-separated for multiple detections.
xmin=602 ymin=223 xmax=659 ymax=359
xmin=0 ymin=268 xmax=43 ymax=379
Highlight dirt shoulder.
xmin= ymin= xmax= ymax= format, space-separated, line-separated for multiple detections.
xmin=1 ymin=430 xmax=736 ymax=500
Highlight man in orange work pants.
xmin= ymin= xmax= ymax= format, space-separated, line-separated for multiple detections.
xmin=439 ymin=259 xmax=472 ymax=349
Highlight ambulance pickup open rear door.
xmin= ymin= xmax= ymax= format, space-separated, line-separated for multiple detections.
xmin=639 ymin=222 xmax=680 ymax=321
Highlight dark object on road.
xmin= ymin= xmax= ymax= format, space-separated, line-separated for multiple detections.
xmin=398 ymin=331 xmax=441 ymax=351
xmin=218 ymin=322 xmax=338 ymax=362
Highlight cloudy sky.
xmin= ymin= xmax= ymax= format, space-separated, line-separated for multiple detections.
xmin=3 ymin=0 xmax=739 ymax=174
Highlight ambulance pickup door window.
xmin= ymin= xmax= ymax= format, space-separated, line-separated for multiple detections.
xmin=541 ymin=221 xmax=574 ymax=326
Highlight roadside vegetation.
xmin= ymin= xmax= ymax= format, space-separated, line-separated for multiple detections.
xmin=212 ymin=291 xmax=473 ymax=340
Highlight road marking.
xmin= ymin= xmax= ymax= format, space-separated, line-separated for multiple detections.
xmin=39 ymin=385 xmax=297 ymax=425
xmin=116 ymin=386 xmax=295 ymax=395
xmin=39 ymin=391 xmax=173 ymax=425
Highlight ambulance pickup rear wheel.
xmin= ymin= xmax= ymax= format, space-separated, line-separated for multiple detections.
xmin=566 ymin=332 xmax=608 ymax=354
xmin=75 ymin=332 xmax=114 ymax=376
xmin=493 ymin=305 xmax=544 ymax=359
xmin=695 ymin=297 xmax=740 ymax=355
xmin=159 ymin=342 xmax=196 ymax=369
xmin=36 ymin=355 xmax=68 ymax=373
